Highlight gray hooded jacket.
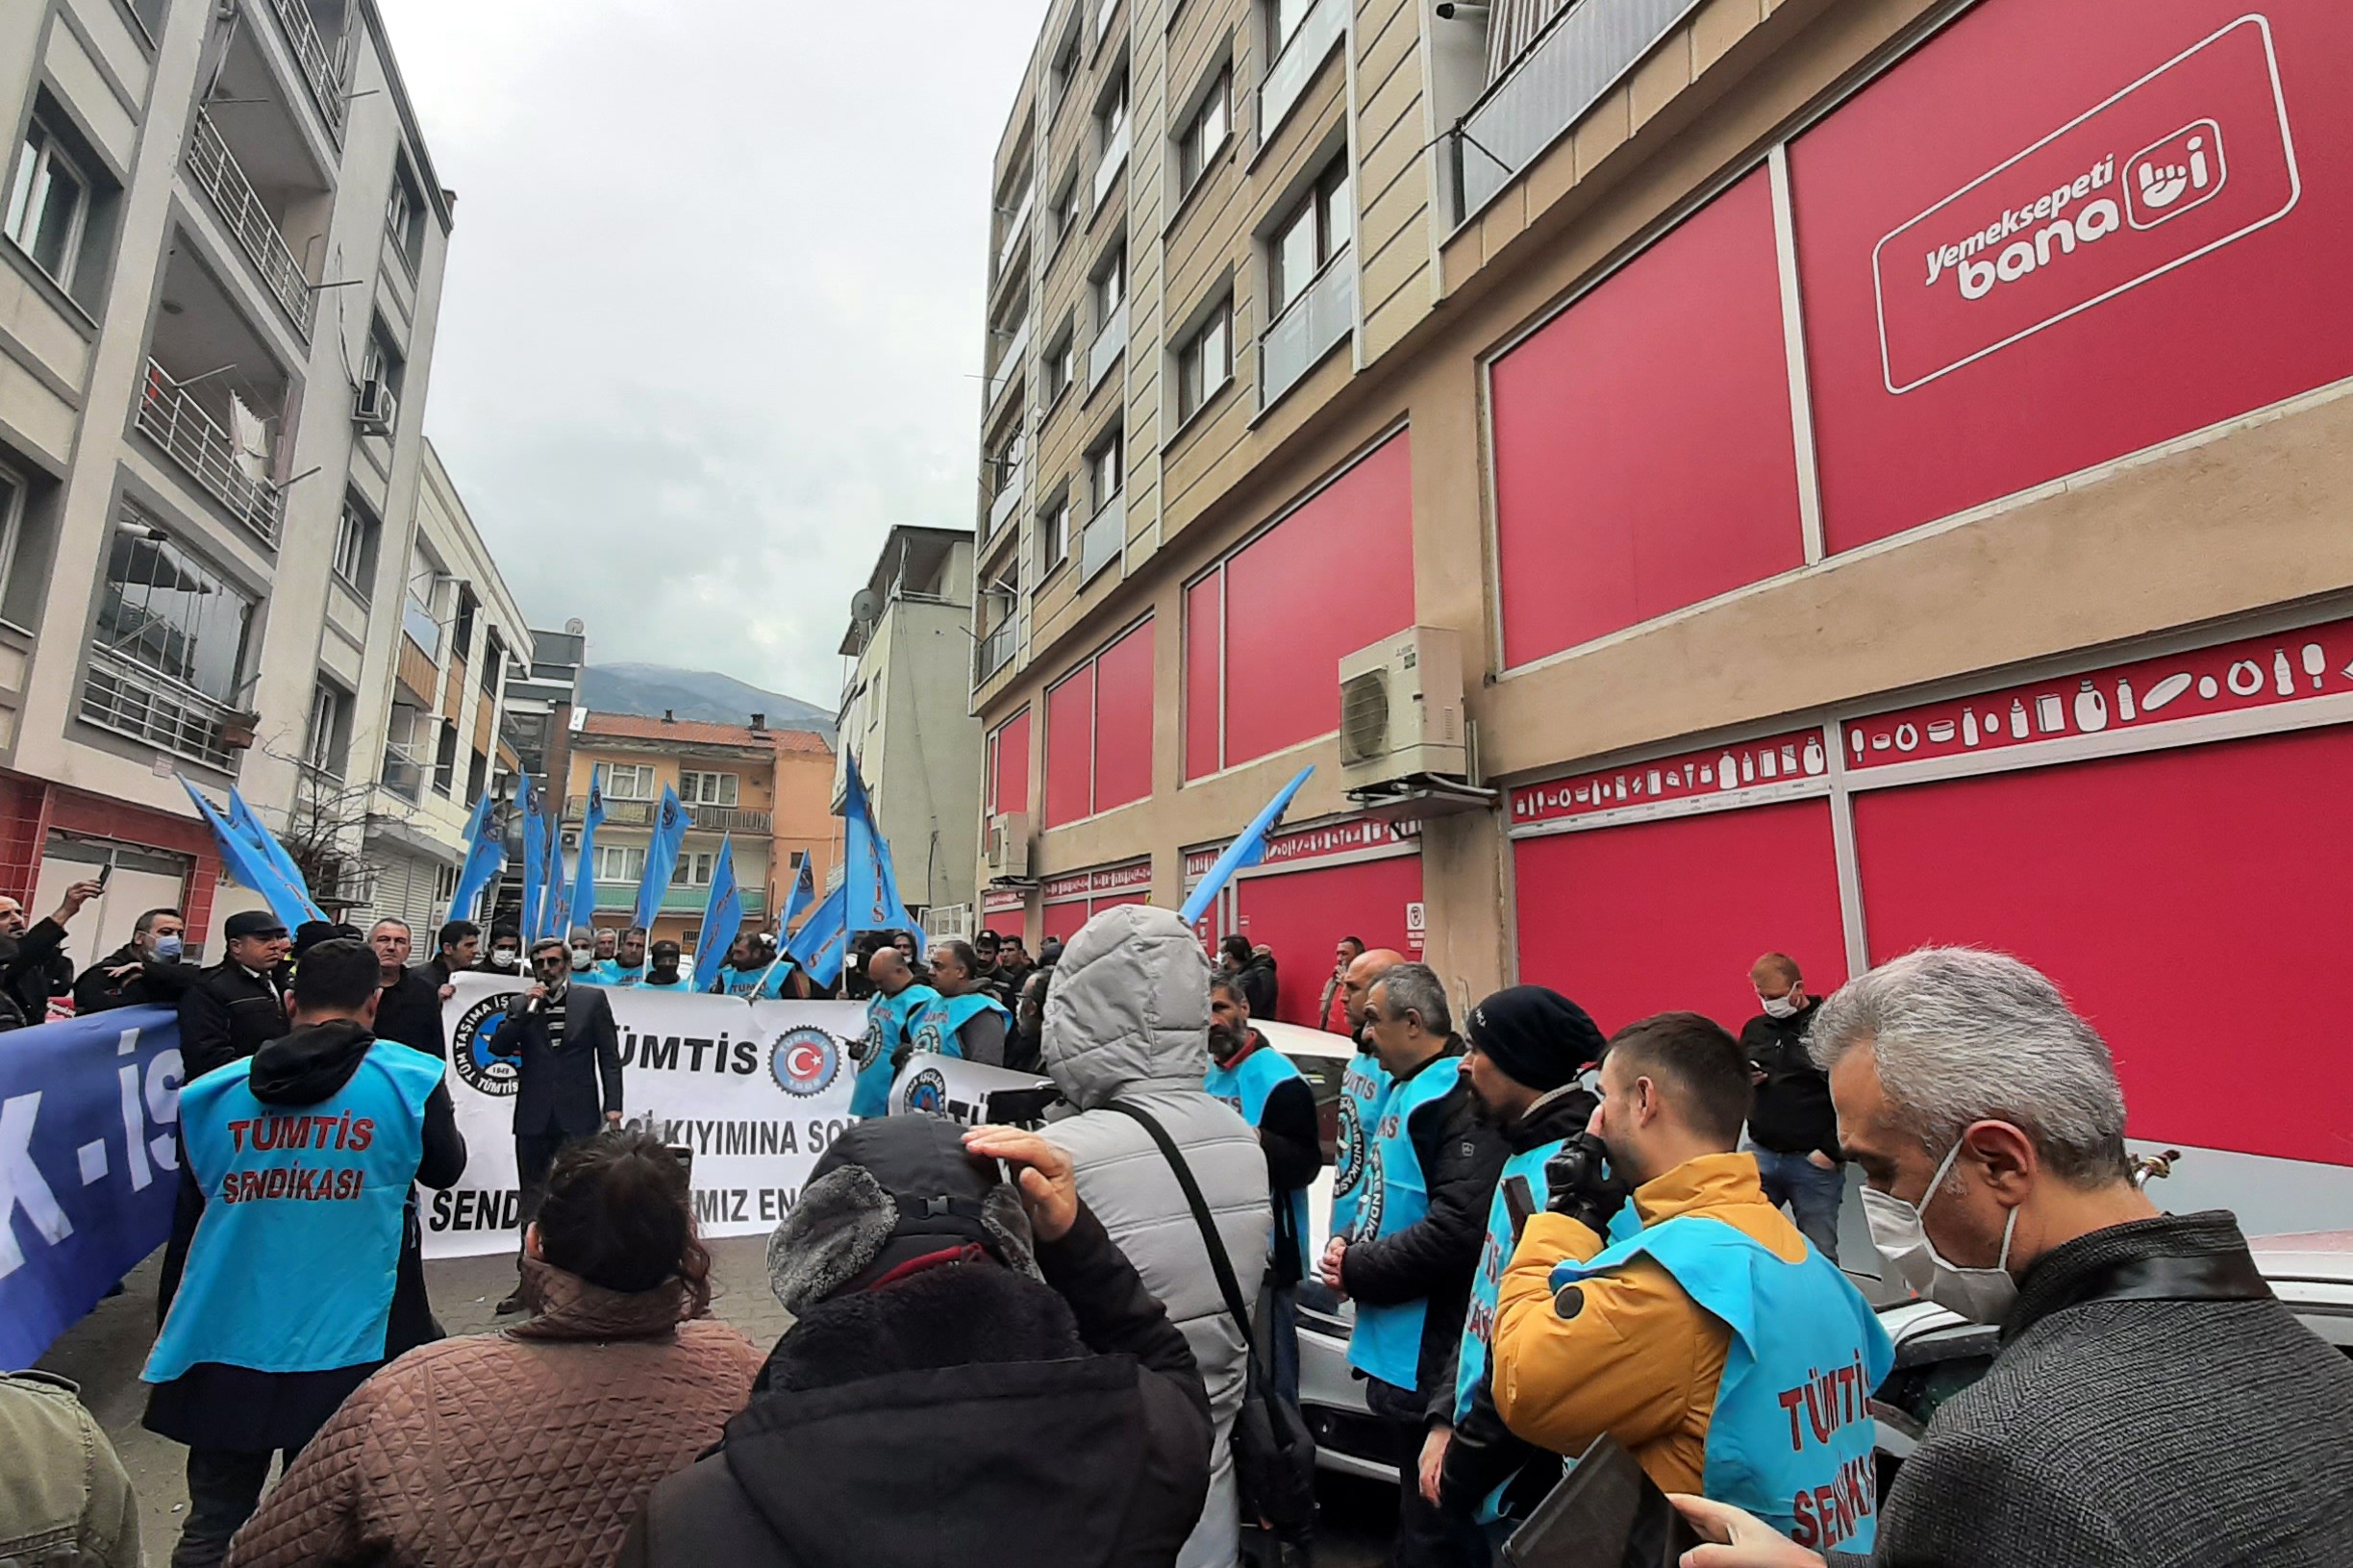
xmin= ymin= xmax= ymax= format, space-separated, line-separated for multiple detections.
xmin=1043 ymin=904 xmax=1270 ymax=1568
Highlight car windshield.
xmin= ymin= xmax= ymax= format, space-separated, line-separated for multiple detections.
xmin=1283 ymin=1051 xmax=1347 ymax=1164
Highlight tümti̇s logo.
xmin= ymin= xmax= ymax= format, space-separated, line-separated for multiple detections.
xmin=450 ymin=995 xmax=519 ymax=1098
xmin=1872 ymin=15 xmax=2299 ymax=394
xmin=768 ymin=1028 xmax=841 ymax=1098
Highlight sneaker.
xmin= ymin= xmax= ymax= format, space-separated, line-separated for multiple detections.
xmin=493 ymin=1291 xmax=527 ymax=1316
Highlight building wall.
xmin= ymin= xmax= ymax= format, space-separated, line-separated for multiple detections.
xmin=972 ymin=0 xmax=2353 ymax=1215
xmin=563 ymin=728 xmax=780 ymax=947
xmin=771 ymin=743 xmax=839 ymax=924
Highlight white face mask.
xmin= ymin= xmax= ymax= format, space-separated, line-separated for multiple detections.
xmin=1759 ymin=991 xmax=1801 ymax=1020
xmin=1859 ymin=1138 xmax=2018 ymax=1323
xmin=569 ymin=948 xmax=595 ymax=972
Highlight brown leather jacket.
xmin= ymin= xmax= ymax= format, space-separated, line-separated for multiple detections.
xmin=229 ymin=1258 xmax=763 ymax=1568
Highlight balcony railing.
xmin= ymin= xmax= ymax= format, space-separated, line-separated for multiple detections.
xmin=588 ymin=883 xmax=768 ymax=915
xmin=689 ymin=804 xmax=771 ymax=834
xmin=135 ymin=361 xmax=286 ymax=546
xmin=571 ymin=796 xmax=658 ymax=826
xmin=1260 ymin=249 xmax=1355 ymax=409
xmin=79 ymin=644 xmax=238 ymax=770
xmin=1260 ymin=0 xmax=1347 ymax=145
xmin=1080 ymin=491 xmax=1124 ymax=583
xmin=1093 ymin=120 xmax=1129 ymax=212
xmin=977 ymin=617 xmax=1017 ymax=682
xmin=266 ymin=0 xmax=347 ymax=140
xmin=995 ymin=183 xmax=1035 ymax=283
xmin=987 ymin=457 xmax=1026 ymax=538
xmin=986 ymin=316 xmax=1030 ymax=413
xmin=1089 ymin=299 xmax=1127 ymax=391
xmin=379 ymin=752 xmax=424 ymax=803
xmin=401 ymin=597 xmax=441 ymax=662
xmin=185 ymin=110 xmax=314 ymax=338
xmin=1456 ymin=0 xmax=1707 ymax=220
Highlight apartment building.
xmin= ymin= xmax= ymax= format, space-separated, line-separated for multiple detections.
xmin=563 ymin=709 xmax=836 ymax=948
xmin=356 ymin=438 xmax=529 ymax=931
xmin=839 ymin=525 xmax=983 ymax=931
xmin=972 ymin=0 xmax=2353 ymax=1227
xmin=0 ymin=0 xmax=453 ymax=963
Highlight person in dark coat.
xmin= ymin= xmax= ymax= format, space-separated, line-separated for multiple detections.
xmin=485 ymin=936 xmax=624 ymax=1314
xmin=421 ymin=917 xmax=479 ymax=995
xmin=619 ymin=1117 xmax=1212 ymax=1568
xmin=365 ymin=919 xmax=446 ymax=1059
xmin=1739 ymin=951 xmax=1844 ymax=1260
xmin=141 ymin=938 xmax=463 ymax=1568
xmin=73 ymin=907 xmax=195 ymax=1014
xmin=0 ymin=880 xmax=103 ymax=1029
xmin=1675 ymin=948 xmax=2353 ymax=1568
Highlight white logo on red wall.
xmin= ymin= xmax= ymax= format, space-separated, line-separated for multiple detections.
xmin=1872 ymin=14 xmax=2300 ymax=394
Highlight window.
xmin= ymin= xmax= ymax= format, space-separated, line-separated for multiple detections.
xmin=1049 ymin=164 xmax=1081 ymax=248
xmin=680 ymin=770 xmax=738 ymax=807
xmin=361 ymin=322 xmax=406 ymax=396
xmin=331 ymin=498 xmax=375 ymax=592
xmin=403 ymin=544 xmax=440 ymax=660
xmin=305 ymin=682 xmax=351 ymax=777
xmin=0 ymin=462 xmax=26 ymax=616
xmin=1176 ymin=300 xmax=1233 ymax=421
xmin=385 ymin=159 xmax=423 ymax=265
xmin=433 ymin=720 xmax=459 ymax=796
xmin=1089 ymin=430 xmax=1123 ymax=510
xmin=1095 ymin=0 xmax=1117 ymax=44
xmin=1039 ymin=490 xmax=1070 ymax=574
xmin=466 ymin=747 xmax=488 ymax=804
xmin=1049 ymin=19 xmax=1083 ymax=113
xmin=96 ymin=510 xmax=255 ymax=702
xmin=1045 ymin=323 xmax=1075 ymax=404
xmin=6 ymin=118 xmax=88 ymax=289
xmin=1177 ymin=69 xmax=1231 ymax=194
xmin=1094 ymin=243 xmax=1126 ymax=325
xmin=595 ymin=844 xmax=647 ymax=884
xmin=603 ymin=763 xmax=656 ymax=799
xmin=480 ymin=631 xmax=503 ymax=694
xmin=1271 ymin=159 xmax=1353 ymax=315
xmin=130 ymin=0 xmax=169 ymax=40
xmin=1100 ymin=72 xmax=1129 ymax=149
xmin=1271 ymin=0 xmax=1314 ymax=49
xmin=673 ymin=851 xmax=717 ymax=887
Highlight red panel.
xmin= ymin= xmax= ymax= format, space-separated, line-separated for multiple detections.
xmin=1234 ymin=855 xmax=1425 ymax=1028
xmin=1040 ymin=897 xmax=1090 ymax=944
xmin=1043 ymin=666 xmax=1094 ymax=828
xmin=990 ymin=709 xmax=1031 ymax=818
xmin=1513 ymin=801 xmax=1848 ymax=1037
xmin=1223 ymin=435 xmax=1415 ymax=767
xmin=1853 ymin=730 xmax=2353 ymax=1166
xmin=1092 ymin=620 xmax=1155 ymax=812
xmin=1792 ymin=0 xmax=2353 ymax=553
xmin=1491 ymin=172 xmax=1803 ymax=667
xmin=1185 ymin=574 xmax=1223 ymax=781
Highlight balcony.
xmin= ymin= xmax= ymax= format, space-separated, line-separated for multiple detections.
xmin=1260 ymin=0 xmax=1347 ymax=145
xmin=379 ymin=751 xmax=424 ymax=803
xmin=1456 ymin=0 xmax=1708 ymax=220
xmin=689 ymin=804 xmax=771 ymax=834
xmin=986 ymin=316 xmax=1030 ymax=415
xmin=265 ymin=0 xmax=347 ymax=141
xmin=588 ymin=883 xmax=768 ymax=916
xmin=136 ymin=361 xmax=286 ymax=546
xmin=987 ymin=457 xmax=1027 ymax=538
xmin=79 ymin=644 xmax=239 ymax=770
xmin=1261 ymin=250 xmax=1355 ymax=409
xmin=1093 ymin=121 xmax=1129 ymax=213
xmin=1089 ymin=300 xmax=1127 ymax=391
xmin=572 ymin=796 xmax=658 ymax=826
xmin=995 ymin=183 xmax=1035 ymax=285
xmin=185 ymin=110 xmax=314 ymax=338
xmin=1079 ymin=491 xmax=1124 ymax=584
xmin=977 ymin=616 xmax=1017 ymax=682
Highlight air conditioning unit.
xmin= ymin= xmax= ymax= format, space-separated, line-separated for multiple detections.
xmin=986 ymin=810 xmax=1032 ymax=880
xmin=353 ymin=378 xmax=398 ymax=436
xmin=1339 ymin=627 xmax=1466 ymax=788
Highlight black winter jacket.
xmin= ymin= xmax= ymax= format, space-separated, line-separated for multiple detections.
xmin=177 ymin=962 xmax=291 ymax=1081
xmin=1438 ymin=1082 xmax=1598 ymax=1513
xmin=1834 ymin=1210 xmax=2353 ymax=1567
xmin=1738 ymin=997 xmax=1838 ymax=1157
xmin=0 ymin=918 xmax=75 ymax=1030
xmin=1339 ymin=1046 xmax=1509 ymax=1406
xmin=370 ymin=966 xmax=447 ymax=1059
xmin=72 ymin=943 xmax=195 ymax=1015
xmin=620 ymin=1206 xmax=1213 ymax=1568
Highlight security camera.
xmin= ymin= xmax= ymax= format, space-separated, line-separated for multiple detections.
xmin=1435 ymin=1 xmax=1489 ymax=16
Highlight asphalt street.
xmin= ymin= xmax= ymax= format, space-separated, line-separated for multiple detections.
xmin=39 ymin=1237 xmax=1394 ymax=1566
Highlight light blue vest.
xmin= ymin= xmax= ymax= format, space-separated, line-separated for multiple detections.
xmin=851 ymin=983 xmax=939 ymax=1116
xmin=1345 ymin=1055 xmax=1464 ymax=1388
xmin=144 ymin=1043 xmax=442 ymax=1382
xmin=1329 ymin=1051 xmax=1392 ymax=1239
xmin=720 ymin=962 xmax=794 ymax=1000
xmin=1547 ymin=1213 xmax=1894 ymax=1553
xmin=909 ymin=991 xmax=1012 ymax=1060
xmin=1203 ymin=1037 xmax=1314 ymax=1264
xmin=1453 ymin=1139 xmax=1641 ymax=1522
xmin=588 ymin=959 xmax=637 ymax=987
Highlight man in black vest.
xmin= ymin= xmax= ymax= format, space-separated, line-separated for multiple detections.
xmin=485 ymin=936 xmax=624 ymax=1314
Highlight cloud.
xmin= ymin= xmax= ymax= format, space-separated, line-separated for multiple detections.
xmin=375 ymin=0 xmax=1039 ymax=703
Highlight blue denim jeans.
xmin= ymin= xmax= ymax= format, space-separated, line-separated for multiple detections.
xmin=1753 ymin=1147 xmax=1845 ymax=1263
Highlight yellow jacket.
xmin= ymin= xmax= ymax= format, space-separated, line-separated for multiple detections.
xmin=1488 ymin=1151 xmax=1809 ymax=1495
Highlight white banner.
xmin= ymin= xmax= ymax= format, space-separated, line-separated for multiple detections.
xmin=424 ymin=974 xmax=869 ymax=1258
xmin=885 ymin=1052 xmax=1058 ymax=1125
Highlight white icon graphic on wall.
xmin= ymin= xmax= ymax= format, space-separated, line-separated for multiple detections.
xmin=2127 ymin=120 xmax=2226 ymax=228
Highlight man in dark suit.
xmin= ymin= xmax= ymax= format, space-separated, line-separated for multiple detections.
xmin=485 ymin=936 xmax=624 ymax=1314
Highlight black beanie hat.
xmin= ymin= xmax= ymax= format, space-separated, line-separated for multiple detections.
xmin=1464 ymin=985 xmax=1605 ymax=1093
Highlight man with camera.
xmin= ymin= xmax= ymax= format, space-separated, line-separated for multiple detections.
xmin=485 ymin=936 xmax=624 ymax=1315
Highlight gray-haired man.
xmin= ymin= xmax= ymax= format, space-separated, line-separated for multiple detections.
xmin=1674 ymin=946 xmax=2353 ymax=1568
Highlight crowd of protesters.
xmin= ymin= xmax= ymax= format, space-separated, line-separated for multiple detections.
xmin=7 ymin=890 xmax=2353 ymax=1568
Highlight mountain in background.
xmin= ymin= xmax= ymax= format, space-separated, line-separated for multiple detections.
xmin=580 ymin=663 xmax=835 ymax=739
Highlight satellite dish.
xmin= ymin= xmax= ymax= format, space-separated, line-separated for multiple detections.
xmin=563 ymin=616 xmax=586 ymax=635
xmin=850 ymin=589 xmax=884 ymax=624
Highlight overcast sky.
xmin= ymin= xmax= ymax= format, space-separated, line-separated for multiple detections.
xmin=375 ymin=0 xmax=1039 ymax=707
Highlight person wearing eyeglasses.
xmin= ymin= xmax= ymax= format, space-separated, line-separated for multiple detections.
xmin=485 ymin=937 xmax=625 ymax=1315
